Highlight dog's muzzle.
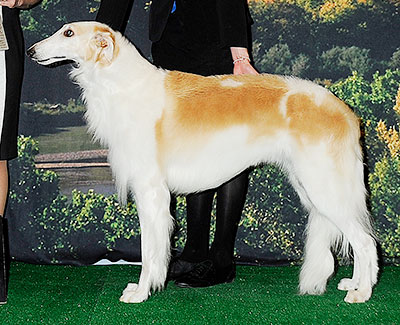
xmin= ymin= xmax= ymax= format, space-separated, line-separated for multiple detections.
xmin=26 ymin=45 xmax=70 ymax=67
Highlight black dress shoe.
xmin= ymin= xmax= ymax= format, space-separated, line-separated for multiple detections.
xmin=167 ymin=258 xmax=198 ymax=280
xmin=175 ymin=260 xmax=235 ymax=288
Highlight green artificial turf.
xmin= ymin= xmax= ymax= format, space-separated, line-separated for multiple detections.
xmin=0 ymin=263 xmax=399 ymax=324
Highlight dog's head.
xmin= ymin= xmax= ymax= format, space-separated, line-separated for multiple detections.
xmin=27 ymin=22 xmax=119 ymax=67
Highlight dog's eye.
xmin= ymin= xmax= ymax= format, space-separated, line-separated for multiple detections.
xmin=63 ymin=29 xmax=74 ymax=37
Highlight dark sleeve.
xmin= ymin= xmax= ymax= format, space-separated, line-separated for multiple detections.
xmin=216 ymin=0 xmax=252 ymax=48
xmin=95 ymin=0 xmax=134 ymax=34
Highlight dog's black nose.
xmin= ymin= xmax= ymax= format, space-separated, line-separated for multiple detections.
xmin=26 ymin=46 xmax=35 ymax=58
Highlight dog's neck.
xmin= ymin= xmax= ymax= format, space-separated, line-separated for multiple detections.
xmin=73 ymin=36 xmax=166 ymax=151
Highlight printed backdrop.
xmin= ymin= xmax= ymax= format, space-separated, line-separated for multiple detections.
xmin=7 ymin=0 xmax=400 ymax=266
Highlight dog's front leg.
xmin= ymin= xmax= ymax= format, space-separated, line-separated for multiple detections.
xmin=120 ymin=181 xmax=173 ymax=303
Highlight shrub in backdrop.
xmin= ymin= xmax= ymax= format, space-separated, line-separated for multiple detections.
xmin=370 ymin=101 xmax=400 ymax=264
xmin=255 ymin=43 xmax=311 ymax=78
xmin=370 ymin=156 xmax=400 ymax=265
xmin=35 ymin=190 xmax=141 ymax=264
xmin=389 ymin=48 xmax=400 ymax=70
xmin=236 ymin=165 xmax=306 ymax=264
xmin=8 ymin=136 xmax=59 ymax=217
xmin=319 ymin=46 xmax=375 ymax=80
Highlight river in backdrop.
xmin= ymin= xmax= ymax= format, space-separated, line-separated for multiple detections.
xmin=34 ymin=126 xmax=117 ymax=198
xmin=56 ymin=166 xmax=116 ymax=198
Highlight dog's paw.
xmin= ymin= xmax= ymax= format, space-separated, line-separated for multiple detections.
xmin=338 ymin=278 xmax=358 ymax=291
xmin=119 ymin=283 xmax=149 ymax=303
xmin=299 ymin=282 xmax=326 ymax=296
xmin=344 ymin=289 xmax=371 ymax=304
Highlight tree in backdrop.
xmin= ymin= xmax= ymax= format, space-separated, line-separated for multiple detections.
xmin=250 ymin=0 xmax=400 ymax=80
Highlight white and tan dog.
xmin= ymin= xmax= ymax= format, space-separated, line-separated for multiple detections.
xmin=27 ymin=22 xmax=378 ymax=304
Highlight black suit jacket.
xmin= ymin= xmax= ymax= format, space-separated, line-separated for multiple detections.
xmin=96 ymin=0 xmax=252 ymax=47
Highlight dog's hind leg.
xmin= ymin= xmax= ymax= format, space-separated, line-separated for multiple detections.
xmin=288 ymin=174 xmax=337 ymax=295
xmin=291 ymin=149 xmax=378 ymax=303
xmin=337 ymin=254 xmax=360 ymax=291
xmin=323 ymin=160 xmax=378 ymax=303
xmin=120 ymin=181 xmax=173 ymax=303
xmin=299 ymin=209 xmax=338 ymax=295
xmin=342 ymin=231 xmax=378 ymax=303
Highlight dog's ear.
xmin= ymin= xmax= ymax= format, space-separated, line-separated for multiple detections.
xmin=89 ymin=31 xmax=116 ymax=65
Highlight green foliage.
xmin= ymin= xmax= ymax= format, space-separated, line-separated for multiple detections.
xmin=7 ymin=136 xmax=60 ymax=262
xmin=8 ymin=136 xmax=59 ymax=216
xmin=69 ymin=190 xmax=139 ymax=245
xmin=255 ymin=43 xmax=311 ymax=77
xmin=251 ymin=1 xmax=317 ymax=59
xmin=389 ymin=48 xmax=400 ymax=70
xmin=249 ymin=0 xmax=400 ymax=80
xmin=320 ymin=46 xmax=374 ymax=80
xmin=370 ymin=157 xmax=400 ymax=264
xmin=329 ymin=69 xmax=400 ymax=125
xmin=171 ymin=195 xmax=188 ymax=250
xmin=369 ymin=70 xmax=400 ymax=122
xmin=24 ymin=189 xmax=141 ymax=263
xmin=237 ymin=165 xmax=306 ymax=262
xmin=328 ymin=71 xmax=374 ymax=120
xmin=8 ymin=137 xmax=141 ymax=263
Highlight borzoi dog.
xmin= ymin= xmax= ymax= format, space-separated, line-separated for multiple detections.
xmin=27 ymin=22 xmax=378 ymax=304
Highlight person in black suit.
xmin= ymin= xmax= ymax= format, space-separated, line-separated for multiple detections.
xmin=96 ymin=0 xmax=257 ymax=288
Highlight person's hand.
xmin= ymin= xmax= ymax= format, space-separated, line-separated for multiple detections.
xmin=233 ymin=60 xmax=258 ymax=75
xmin=230 ymin=47 xmax=258 ymax=76
xmin=0 ymin=0 xmax=40 ymax=9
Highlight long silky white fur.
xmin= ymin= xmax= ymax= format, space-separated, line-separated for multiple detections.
xmin=28 ymin=22 xmax=378 ymax=304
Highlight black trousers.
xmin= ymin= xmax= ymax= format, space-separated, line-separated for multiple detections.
xmin=151 ymin=11 xmax=249 ymax=268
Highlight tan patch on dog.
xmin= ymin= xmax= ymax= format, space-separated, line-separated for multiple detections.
xmin=164 ymin=72 xmax=288 ymax=135
xmin=286 ymin=93 xmax=352 ymax=143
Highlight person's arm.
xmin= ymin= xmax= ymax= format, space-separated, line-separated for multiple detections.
xmin=216 ymin=0 xmax=257 ymax=75
xmin=230 ymin=46 xmax=258 ymax=75
xmin=96 ymin=0 xmax=134 ymax=34
xmin=0 ymin=0 xmax=41 ymax=9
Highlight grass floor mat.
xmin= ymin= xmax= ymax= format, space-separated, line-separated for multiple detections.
xmin=0 ymin=263 xmax=399 ymax=324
